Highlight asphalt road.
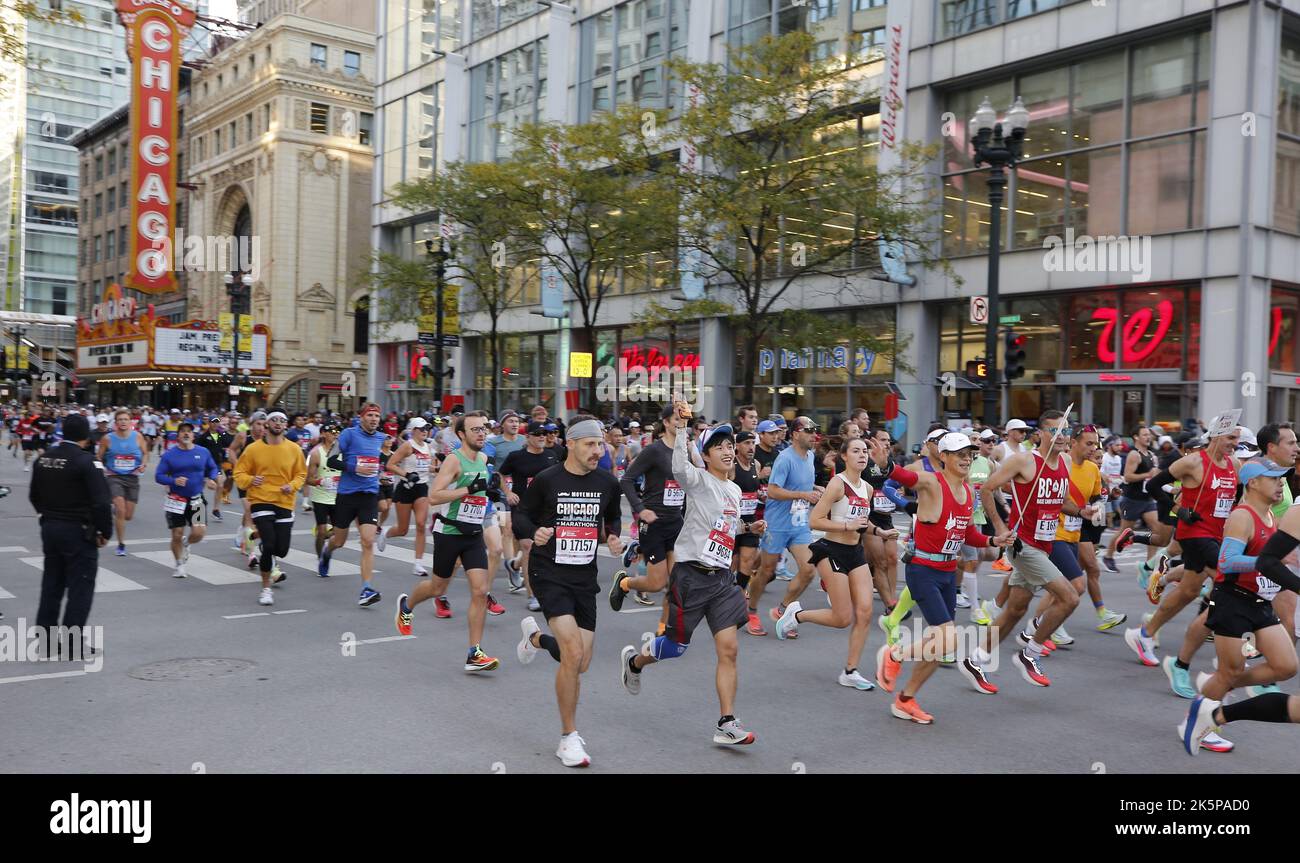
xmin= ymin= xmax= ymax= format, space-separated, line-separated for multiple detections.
xmin=0 ymin=448 xmax=1295 ymax=774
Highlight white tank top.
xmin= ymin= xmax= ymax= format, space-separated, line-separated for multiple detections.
xmin=829 ymin=473 xmax=872 ymax=525
xmin=399 ymin=439 xmax=432 ymax=484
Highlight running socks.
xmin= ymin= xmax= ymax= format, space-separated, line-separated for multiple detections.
xmin=962 ymin=572 xmax=979 ymax=605
xmin=538 ymin=633 xmax=562 ymax=663
xmin=886 ymin=589 xmax=916 ymax=626
xmin=1220 ymin=692 xmax=1292 ymax=724
xmin=628 ymin=653 xmax=641 ymax=674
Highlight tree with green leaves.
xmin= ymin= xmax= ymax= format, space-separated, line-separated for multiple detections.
xmin=645 ymin=30 xmax=939 ymax=405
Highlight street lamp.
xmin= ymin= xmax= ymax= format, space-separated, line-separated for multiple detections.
xmin=423 ymin=226 xmax=452 ymax=412
xmin=969 ymin=95 xmax=1029 ymax=427
xmin=223 ymin=270 xmax=254 ymax=412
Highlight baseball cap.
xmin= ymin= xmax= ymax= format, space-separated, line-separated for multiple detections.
xmin=1004 ymin=419 xmax=1029 ymax=432
xmin=756 ymin=420 xmax=779 ymax=434
xmin=925 ymin=428 xmax=947 ymax=442
xmin=978 ymin=428 xmax=998 ymax=441
xmin=249 ymin=410 xmax=268 ymax=422
xmin=938 ymin=432 xmax=976 ymax=453
xmin=735 ymin=431 xmax=755 ymax=444
xmin=774 ymin=416 xmax=788 ymax=428
xmin=170 ymin=408 xmax=180 ymax=414
xmin=1157 ymin=435 xmax=1174 ymax=447
xmin=699 ymin=423 xmax=734 ymax=454
xmin=1239 ymin=459 xmax=1293 ymax=483
xmin=543 ymin=422 xmax=558 ymax=432
xmin=628 ymin=420 xmax=640 ymax=428
xmin=95 ymin=414 xmax=110 ymax=423
xmin=406 ymin=417 xmax=429 ymax=431
xmin=1236 ymin=427 xmax=1260 ymax=458
xmin=62 ymin=414 xmax=89 ymax=440
xmin=525 ymin=420 xmax=547 ymax=435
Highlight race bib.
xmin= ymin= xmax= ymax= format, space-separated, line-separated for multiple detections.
xmin=1214 ymin=495 xmax=1233 ymax=519
xmin=163 ymin=494 xmax=189 ymax=515
xmin=555 ymin=525 xmax=598 ymax=565
xmin=663 ymin=480 xmax=684 ymax=507
xmin=700 ymin=516 xmax=736 ymax=568
xmin=739 ymin=492 xmax=759 ymax=516
xmin=1034 ymin=516 xmax=1059 ymax=542
xmin=941 ymin=535 xmax=963 ymax=555
xmin=414 ymin=453 xmax=430 ymax=473
xmin=845 ymin=494 xmax=870 ymax=522
xmin=356 ymin=455 xmax=380 ymax=477
xmin=792 ymin=499 xmax=809 ymax=527
xmin=873 ymin=492 xmax=895 ymax=513
xmin=112 ymin=455 xmax=137 ymax=473
xmin=320 ymin=475 xmax=338 ymax=492
xmin=458 ymin=495 xmax=487 ymax=525
xmin=1063 ymin=515 xmax=1083 ymax=533
xmin=1257 ymin=576 xmax=1282 ymax=601
xmin=615 ymin=465 xmax=625 ymax=480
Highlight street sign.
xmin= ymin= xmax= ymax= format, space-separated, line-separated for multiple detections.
xmin=999 ymin=314 xmax=1022 ymax=325
xmin=228 ymin=385 xmax=240 ymax=396
xmin=969 ymin=296 xmax=988 ymax=324
xmin=437 ymin=334 xmax=460 ymax=347
xmin=569 ymin=351 xmax=593 ymax=378
xmin=418 ymin=332 xmax=435 ymax=345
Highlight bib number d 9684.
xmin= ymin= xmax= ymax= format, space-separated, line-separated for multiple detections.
xmin=700 ymin=517 xmax=736 ymax=569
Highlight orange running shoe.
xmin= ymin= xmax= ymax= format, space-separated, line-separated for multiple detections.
xmin=875 ymin=643 xmax=901 ymax=692
xmin=746 ymin=612 xmax=767 ymax=636
xmin=991 ymin=555 xmax=1013 ymax=573
xmin=890 ymin=695 xmax=933 ymax=724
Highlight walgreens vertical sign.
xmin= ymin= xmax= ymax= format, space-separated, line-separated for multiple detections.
xmin=117 ymin=0 xmax=195 ymax=294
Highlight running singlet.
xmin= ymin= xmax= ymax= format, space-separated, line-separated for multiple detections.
xmin=400 ymin=440 xmax=432 ymax=484
xmin=308 ymin=444 xmax=340 ymax=505
xmin=518 ymin=464 xmax=622 ymax=575
xmin=105 ymin=430 xmax=143 ymax=475
xmin=1175 ymin=450 xmax=1238 ymax=542
xmin=1011 ymin=451 xmax=1070 ymax=552
xmin=910 ymin=475 xmax=974 ymax=572
xmin=1057 ymin=457 xmax=1103 ymax=543
xmin=434 ymin=450 xmax=489 ymax=535
xmin=828 ymin=472 xmax=872 ymax=535
xmin=1124 ymin=448 xmax=1155 ymax=499
xmin=1216 ymin=507 xmax=1280 ymax=599
xmin=733 ymin=459 xmax=763 ymax=524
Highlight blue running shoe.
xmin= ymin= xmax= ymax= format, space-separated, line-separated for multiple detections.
xmin=1162 ymin=656 xmax=1196 ymax=699
xmin=621 ymin=539 xmax=640 ymax=569
xmin=318 ymin=547 xmax=332 ymax=578
xmin=358 ymin=585 xmax=381 ymax=607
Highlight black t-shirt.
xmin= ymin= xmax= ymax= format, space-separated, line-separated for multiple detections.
xmin=733 ymin=458 xmax=763 ymax=523
xmin=755 ymin=444 xmax=778 ymax=472
xmin=500 ymin=447 xmax=558 ymax=493
xmin=514 ymin=463 xmax=622 ymax=578
xmin=546 ymin=444 xmax=567 ymax=463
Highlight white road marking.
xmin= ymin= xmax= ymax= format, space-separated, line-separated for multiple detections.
xmin=281 ymin=548 xmax=360 ymax=575
xmin=222 ymin=612 xmax=269 ymax=619
xmin=133 ymin=550 xmax=260 ymax=585
xmin=0 ymin=586 xmax=14 ymax=599
xmin=617 ymin=606 xmax=664 ymax=614
xmin=0 ymin=546 xmax=29 ymax=553
xmin=271 ymin=609 xmax=308 ymax=615
xmin=350 ymin=634 xmax=417 ymax=645
xmin=0 ymin=669 xmax=90 ymax=685
xmin=20 ymin=558 xmax=147 ymax=592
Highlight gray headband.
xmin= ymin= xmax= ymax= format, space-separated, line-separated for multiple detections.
xmin=566 ymin=420 xmax=603 ymax=442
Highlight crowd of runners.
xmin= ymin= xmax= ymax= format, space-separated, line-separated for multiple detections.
xmin=5 ymin=398 xmax=1300 ymax=767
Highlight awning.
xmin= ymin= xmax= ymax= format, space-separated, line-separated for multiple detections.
xmin=80 ymin=371 xmax=272 ymax=384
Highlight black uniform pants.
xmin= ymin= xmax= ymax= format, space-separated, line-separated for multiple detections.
xmin=36 ymin=519 xmax=99 ymax=630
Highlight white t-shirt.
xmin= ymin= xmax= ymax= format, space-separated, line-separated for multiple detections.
xmin=1101 ymin=452 xmax=1124 ymax=488
xmin=304 ymin=422 xmax=321 ymax=441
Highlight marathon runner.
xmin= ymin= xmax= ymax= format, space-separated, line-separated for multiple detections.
xmin=318 ymin=403 xmax=384 ymax=607
xmin=1103 ymin=426 xmax=1161 ymax=573
xmin=779 ymin=435 xmax=897 ymax=690
xmin=305 ymin=423 xmax=341 ymax=558
xmin=1123 ymin=415 xmax=1240 ymax=690
xmin=488 ymin=410 xmax=525 ymax=582
xmin=139 ymin=407 xmax=159 ymax=455
xmin=501 ymin=421 xmax=559 ymax=609
xmin=381 ymin=417 xmax=434 ymax=577
xmin=876 ymin=433 xmax=1015 ymax=721
xmin=232 ymin=411 xmax=305 ymax=606
xmin=196 ymin=414 xmax=232 ymax=522
xmin=230 ymin=411 xmax=267 ymax=563
xmin=394 ymin=410 xmax=499 ymax=671
xmin=1182 ymin=459 xmax=1298 ymax=755
xmin=731 ymin=431 xmax=763 ymax=593
xmin=960 ymin=428 xmax=999 ymax=624
xmin=97 ymin=408 xmax=148 ymax=557
xmin=1256 ymin=423 xmax=1298 ymax=640
xmin=973 ymin=410 xmax=1092 ymax=687
xmin=154 ymin=421 xmax=220 ymax=579
xmin=620 ymin=411 xmax=758 ymax=747
xmin=512 ymin=416 xmax=623 ymax=767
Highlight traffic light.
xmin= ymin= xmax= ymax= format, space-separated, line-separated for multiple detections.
xmin=965 ymin=358 xmax=988 ymax=380
xmin=1004 ymin=331 xmax=1027 ymax=381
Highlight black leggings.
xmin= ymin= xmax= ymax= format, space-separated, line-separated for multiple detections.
xmin=251 ymin=505 xmax=294 ymax=573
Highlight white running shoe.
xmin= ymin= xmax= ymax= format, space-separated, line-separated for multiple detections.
xmin=376 ymin=529 xmax=387 ymax=553
xmin=775 ymin=601 xmax=801 ymax=640
xmin=955 ymin=592 xmax=972 ymax=609
xmin=970 ymin=600 xmax=993 ymax=626
xmin=412 ymin=564 xmax=428 ymax=577
xmin=556 ymin=732 xmax=591 ymax=767
xmin=258 ymin=587 xmax=273 ymax=606
xmin=517 ymin=616 xmax=540 ymax=665
xmin=837 ymin=669 xmax=875 ymax=691
xmin=620 ymin=645 xmax=641 ymax=695
xmin=1195 ymin=671 xmax=1213 ymax=695
xmin=1051 ymin=626 xmax=1074 ymax=646
xmin=172 ymin=564 xmax=187 ymax=579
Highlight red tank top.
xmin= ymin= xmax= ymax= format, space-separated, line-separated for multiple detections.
xmin=1175 ymin=450 xmax=1237 ymax=541
xmin=1216 ymin=506 xmax=1280 ymax=597
xmin=911 ymin=474 xmax=972 ymax=572
xmin=1011 ymin=451 xmax=1071 ymax=552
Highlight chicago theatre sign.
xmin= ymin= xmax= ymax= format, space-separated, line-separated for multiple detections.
xmin=116 ymin=0 xmax=196 ymax=294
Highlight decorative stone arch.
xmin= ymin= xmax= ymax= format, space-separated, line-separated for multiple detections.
xmin=270 ymin=370 xmax=314 ymax=413
xmin=214 ymin=183 xmax=252 ymax=253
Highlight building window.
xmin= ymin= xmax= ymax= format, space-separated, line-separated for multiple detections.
xmin=471 ymin=40 xmax=546 ymax=160
xmin=120 ymin=181 xmax=127 ymax=208
xmin=359 ymin=111 xmax=373 ymax=146
xmin=942 ymin=29 xmax=1208 ymax=256
xmin=354 ymin=296 xmax=369 ymax=353
xmin=229 ymin=120 xmax=238 ymax=147
xmin=121 ymin=147 xmax=128 ymax=171
xmin=79 ymin=239 xmax=86 ymax=266
xmin=94 ymin=236 xmax=101 ymax=262
xmin=106 ymin=186 xmax=115 ymax=211
xmin=310 ymin=102 xmax=329 ymax=134
xmin=853 ymin=0 xmax=885 ymax=8
xmin=94 ymin=193 xmax=102 ymax=217
xmin=311 ymin=43 xmax=327 ymax=69
xmin=344 ymin=50 xmax=360 ymax=76
xmin=263 ymin=103 xmax=271 ymax=133
xmin=118 ymin=230 xmax=126 ymax=256
xmin=94 ymin=154 xmax=103 ymax=180
xmin=580 ymin=0 xmax=687 ymax=121
xmin=848 ymin=26 xmax=885 ymax=66
xmin=471 ymin=0 xmax=532 ymax=41
xmin=246 ymin=112 xmax=253 ymax=142
xmin=215 ymin=128 xmax=222 ymax=154
xmin=1277 ymin=30 xmax=1300 ymax=234
xmin=107 ymin=147 xmax=116 ymax=175
xmin=941 ymin=0 xmax=1083 ymax=39
xmin=106 ymin=230 xmax=115 ymax=260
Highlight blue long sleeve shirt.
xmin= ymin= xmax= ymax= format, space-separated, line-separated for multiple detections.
xmin=336 ymin=425 xmax=384 ymax=495
xmin=155 ymin=444 xmax=219 ymax=497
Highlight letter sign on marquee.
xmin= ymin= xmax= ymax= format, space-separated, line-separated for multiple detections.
xmin=117 ymin=0 xmax=196 ymax=294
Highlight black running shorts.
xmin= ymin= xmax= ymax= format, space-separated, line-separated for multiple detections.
xmin=431 ymin=530 xmax=488 ymax=578
xmin=640 ymin=514 xmax=683 ymax=564
xmin=394 ymin=481 xmax=428 ymax=505
xmin=1206 ymin=584 xmax=1281 ymax=639
xmin=529 ymin=556 xmax=598 ymax=632
xmin=333 ymin=491 xmax=379 ymax=528
xmin=1181 ymin=536 xmax=1221 ymax=575
xmin=808 ymin=537 xmax=868 ymax=574
xmin=665 ymin=560 xmax=749 ymax=644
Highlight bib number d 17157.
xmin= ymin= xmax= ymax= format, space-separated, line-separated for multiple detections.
xmin=700 ymin=516 xmax=736 ymax=569
xmin=1213 ymin=495 xmax=1233 ymax=520
xmin=555 ymin=525 xmax=598 ymax=565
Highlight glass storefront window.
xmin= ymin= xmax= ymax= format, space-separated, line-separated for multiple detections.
xmin=1017 ymin=66 xmax=1069 ymax=159
xmin=1071 ymin=146 xmax=1122 ymax=237
xmin=1270 ymin=286 xmax=1300 ymax=374
xmin=1004 ymin=295 xmax=1063 ymax=378
xmin=1071 ymin=52 xmax=1125 ymax=148
xmin=1126 ymin=131 xmax=1205 ymax=234
xmin=1129 ymin=30 xmax=1209 ymax=138
xmin=1121 ymin=286 xmax=1186 ymax=370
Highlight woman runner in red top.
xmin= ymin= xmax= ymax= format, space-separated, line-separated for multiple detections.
xmin=1182 ymin=459 xmax=1298 ymax=755
xmin=875 ymin=433 xmax=1014 ymax=723
xmin=977 ymin=410 xmax=1092 ymax=688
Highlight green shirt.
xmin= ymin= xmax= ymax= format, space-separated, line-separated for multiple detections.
xmin=435 ymin=449 xmax=489 ymax=535
xmin=1273 ymin=482 xmax=1294 ymax=520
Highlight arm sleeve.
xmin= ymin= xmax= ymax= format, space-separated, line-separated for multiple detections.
xmin=882 ymin=480 xmax=910 ymax=509
xmin=1217 ymin=536 xmax=1257 ymax=575
xmin=619 ymin=446 xmax=650 ymax=513
xmin=1144 ymin=467 xmax=1177 ymax=503
xmin=85 ymin=456 xmax=114 ymax=538
xmin=888 ymin=465 xmax=919 ymax=488
xmin=964 ymin=522 xmax=991 ymax=547
xmin=671 ymin=429 xmax=704 ymax=491
xmin=1257 ymin=530 xmax=1300 ymax=593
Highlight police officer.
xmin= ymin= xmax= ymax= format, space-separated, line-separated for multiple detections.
xmin=30 ymin=413 xmax=113 ymax=646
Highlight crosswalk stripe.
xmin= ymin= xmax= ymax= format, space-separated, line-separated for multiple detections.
xmin=132 ymin=551 xmax=261 ymax=585
xmin=20 ymin=558 xmax=148 ymax=593
xmin=0 ymin=546 xmax=28 ymax=553
xmin=280 ymin=548 xmax=361 ymax=576
xmin=374 ymin=543 xmax=419 ymax=565
xmin=0 ymin=586 xmax=14 ymax=599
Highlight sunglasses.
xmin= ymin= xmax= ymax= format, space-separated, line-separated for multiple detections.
xmin=797 ymin=425 xmax=820 ymax=434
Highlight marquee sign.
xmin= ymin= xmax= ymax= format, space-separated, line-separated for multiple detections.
xmin=117 ymin=0 xmax=196 ymax=294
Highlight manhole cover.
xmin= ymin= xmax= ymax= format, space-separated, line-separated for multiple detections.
xmin=128 ymin=658 xmax=256 ymax=681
